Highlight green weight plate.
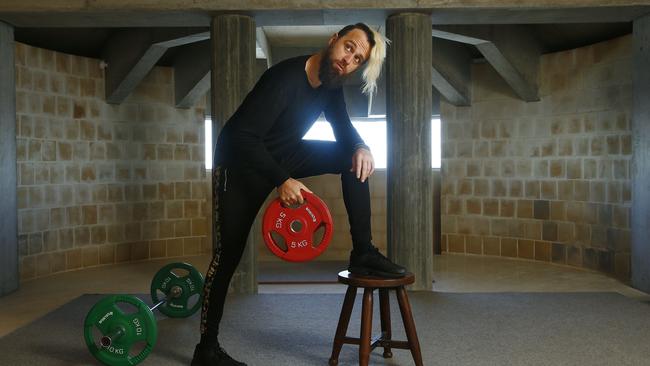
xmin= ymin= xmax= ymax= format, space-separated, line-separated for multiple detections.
xmin=84 ymin=295 xmax=157 ymax=366
xmin=150 ymin=262 xmax=204 ymax=318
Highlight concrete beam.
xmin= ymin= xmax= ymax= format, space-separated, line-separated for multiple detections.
xmin=431 ymin=37 xmax=471 ymax=106
xmin=2 ymin=6 xmax=650 ymax=27
xmin=103 ymin=28 xmax=209 ymax=104
xmin=632 ymin=14 xmax=650 ymax=293
xmin=0 ymin=21 xmax=17 ymax=297
xmin=256 ymin=27 xmax=273 ymax=67
xmin=174 ymin=40 xmax=211 ymax=109
xmin=432 ymin=25 xmax=542 ymax=102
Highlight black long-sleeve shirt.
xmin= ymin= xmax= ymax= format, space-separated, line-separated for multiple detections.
xmin=215 ymin=55 xmax=367 ymax=187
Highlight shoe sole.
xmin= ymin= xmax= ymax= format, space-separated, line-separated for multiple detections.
xmin=348 ymin=266 xmax=406 ymax=279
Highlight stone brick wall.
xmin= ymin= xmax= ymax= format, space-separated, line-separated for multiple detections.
xmin=15 ymin=42 xmax=210 ymax=281
xmin=441 ymin=35 xmax=632 ymax=279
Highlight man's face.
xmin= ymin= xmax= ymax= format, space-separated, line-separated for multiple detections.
xmin=319 ymin=28 xmax=371 ymax=89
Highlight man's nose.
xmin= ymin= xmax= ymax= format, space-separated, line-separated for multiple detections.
xmin=342 ymin=54 xmax=352 ymax=65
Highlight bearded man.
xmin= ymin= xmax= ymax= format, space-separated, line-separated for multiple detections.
xmin=193 ymin=23 xmax=407 ymax=366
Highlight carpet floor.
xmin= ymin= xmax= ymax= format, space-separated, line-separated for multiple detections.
xmin=1 ymin=292 xmax=649 ymax=365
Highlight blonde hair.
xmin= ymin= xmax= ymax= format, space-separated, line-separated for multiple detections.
xmin=361 ymin=28 xmax=390 ymax=96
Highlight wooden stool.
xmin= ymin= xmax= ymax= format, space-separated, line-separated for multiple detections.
xmin=328 ymin=270 xmax=423 ymax=366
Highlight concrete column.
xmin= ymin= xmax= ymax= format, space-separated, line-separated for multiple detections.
xmin=210 ymin=14 xmax=258 ymax=294
xmin=0 ymin=21 xmax=17 ymax=297
xmin=632 ymin=15 xmax=650 ymax=293
xmin=386 ymin=13 xmax=434 ymax=291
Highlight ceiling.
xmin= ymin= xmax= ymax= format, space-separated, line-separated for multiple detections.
xmin=12 ymin=22 xmax=632 ymax=67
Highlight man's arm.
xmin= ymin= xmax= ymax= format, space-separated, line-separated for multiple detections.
xmin=226 ymin=68 xmax=291 ymax=187
xmin=324 ymin=89 xmax=375 ymax=182
xmin=323 ymin=89 xmax=368 ymax=154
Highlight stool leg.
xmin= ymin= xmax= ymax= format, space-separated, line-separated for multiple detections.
xmin=396 ymin=286 xmax=423 ymax=366
xmin=328 ymin=286 xmax=357 ymax=366
xmin=359 ymin=287 xmax=373 ymax=366
xmin=379 ymin=288 xmax=393 ymax=358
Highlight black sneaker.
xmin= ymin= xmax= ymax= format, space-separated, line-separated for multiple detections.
xmin=191 ymin=343 xmax=247 ymax=366
xmin=348 ymin=247 xmax=407 ymax=278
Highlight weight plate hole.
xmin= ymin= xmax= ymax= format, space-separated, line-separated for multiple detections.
xmin=129 ymin=341 xmax=147 ymax=357
xmin=156 ymin=289 xmax=166 ymax=301
xmin=290 ymin=220 xmax=303 ymax=233
xmin=116 ymin=302 xmax=139 ymax=315
xmin=312 ymin=225 xmax=325 ymax=248
xmin=270 ymin=231 xmax=287 ymax=252
xmin=187 ymin=293 xmax=200 ymax=310
xmin=171 ymin=268 xmax=189 ymax=278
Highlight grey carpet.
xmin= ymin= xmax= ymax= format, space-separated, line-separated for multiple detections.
xmin=1 ymin=292 xmax=650 ymax=365
xmin=258 ymin=261 xmax=347 ymax=283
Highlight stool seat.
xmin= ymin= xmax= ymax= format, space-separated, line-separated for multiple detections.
xmin=338 ymin=270 xmax=415 ymax=288
xmin=329 ymin=270 xmax=423 ymax=366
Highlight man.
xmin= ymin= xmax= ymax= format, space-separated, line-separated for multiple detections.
xmin=192 ymin=23 xmax=407 ymax=366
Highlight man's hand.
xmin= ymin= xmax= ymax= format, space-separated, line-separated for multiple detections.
xmin=351 ymin=147 xmax=375 ymax=183
xmin=277 ymin=178 xmax=313 ymax=206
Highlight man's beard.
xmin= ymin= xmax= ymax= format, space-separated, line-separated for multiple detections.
xmin=318 ymin=46 xmax=349 ymax=89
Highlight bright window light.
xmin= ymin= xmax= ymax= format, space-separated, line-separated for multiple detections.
xmin=205 ymin=117 xmax=212 ymax=170
xmin=431 ymin=118 xmax=441 ymax=169
xmin=302 ymin=117 xmax=441 ymax=169
xmin=205 ymin=116 xmax=441 ymax=170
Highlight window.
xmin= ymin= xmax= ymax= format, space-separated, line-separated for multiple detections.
xmin=302 ymin=116 xmax=442 ymax=169
xmin=205 ymin=117 xmax=212 ymax=170
xmin=205 ymin=116 xmax=442 ymax=170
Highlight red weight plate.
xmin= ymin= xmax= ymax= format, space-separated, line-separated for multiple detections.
xmin=262 ymin=190 xmax=333 ymax=262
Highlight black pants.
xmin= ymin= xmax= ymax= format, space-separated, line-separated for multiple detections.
xmin=199 ymin=141 xmax=373 ymax=343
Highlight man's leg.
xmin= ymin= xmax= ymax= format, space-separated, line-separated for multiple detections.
xmin=194 ymin=166 xmax=273 ymax=366
xmin=281 ymin=141 xmax=405 ymax=277
xmin=281 ymin=140 xmax=372 ymax=252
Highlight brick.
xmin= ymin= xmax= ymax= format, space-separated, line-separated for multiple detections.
xmin=501 ymin=238 xmax=517 ymax=258
xmin=509 ymin=180 xmax=523 ymax=197
xmin=542 ymin=221 xmax=558 ymax=241
xmin=517 ymin=239 xmax=534 ymax=259
xmin=491 ymin=180 xmax=507 ymax=197
xmin=446 ymin=198 xmax=462 ymax=215
xmin=540 ymin=181 xmax=556 ymax=200
xmin=533 ymin=200 xmax=550 ymax=220
xmin=525 ymin=221 xmax=541 ymax=240
xmin=615 ymin=253 xmax=630 ymax=279
xmin=474 ymin=179 xmax=489 ymax=196
xmin=558 ymin=222 xmax=574 ymax=243
xmin=516 ymin=200 xmax=534 ymax=219
xmin=184 ymin=237 xmax=201 ymax=255
xmin=551 ymin=243 xmax=566 ymax=264
xmin=66 ymin=248 xmax=83 ymax=270
xmin=483 ymin=237 xmax=500 ymax=256
xmin=508 ymin=220 xmax=526 ymax=238
xmin=550 ymin=201 xmax=566 ymax=221
xmin=466 ymin=236 xmax=482 ymax=254
xmin=534 ymin=241 xmax=551 ymax=262
xmin=458 ymin=179 xmax=473 ymax=195
xmin=82 ymin=246 xmax=99 ymax=267
xmin=583 ymin=248 xmax=598 ymax=270
xmin=131 ymin=241 xmax=149 ymax=261
xmin=566 ymin=159 xmax=582 ymax=179
xmin=524 ymin=181 xmax=540 ymax=198
xmin=448 ymin=234 xmax=465 ymax=253
xmin=550 ymin=160 xmax=565 ymax=178
xmin=116 ymin=243 xmax=131 ymax=262
xmin=167 ymin=238 xmax=184 ymax=257
xmin=500 ymin=200 xmax=515 ymax=217
xmin=149 ymin=240 xmax=166 ymax=258
xmin=483 ymin=160 xmax=499 ymax=177
xmin=483 ymin=199 xmax=499 ymax=216
xmin=573 ymin=180 xmax=589 ymax=201
xmin=99 ymin=245 xmax=115 ymax=265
